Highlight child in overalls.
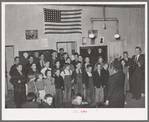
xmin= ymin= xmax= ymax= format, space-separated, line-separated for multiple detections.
xmin=72 ymin=61 xmax=85 ymax=97
xmin=60 ymin=63 xmax=72 ymax=102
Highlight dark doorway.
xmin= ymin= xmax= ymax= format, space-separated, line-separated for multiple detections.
xmin=80 ymin=46 xmax=107 ymax=65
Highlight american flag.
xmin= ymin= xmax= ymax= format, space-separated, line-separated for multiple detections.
xmin=44 ymin=8 xmax=82 ymax=34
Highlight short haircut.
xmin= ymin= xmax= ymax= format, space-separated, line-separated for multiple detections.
xmin=123 ymin=51 xmax=128 ymax=55
xmin=16 ymin=63 xmax=22 ymax=68
xmin=44 ymin=60 xmax=49 ymax=64
xmin=87 ymin=64 xmax=92 ymax=69
xmin=78 ymin=55 xmax=82 ymax=57
xmin=39 ymin=53 xmax=44 ymax=57
xmin=45 ymin=69 xmax=52 ymax=76
xmin=26 ymin=92 xmax=37 ymax=102
xmin=63 ymin=52 xmax=68 ymax=56
xmin=14 ymin=56 xmax=20 ymax=61
xmin=44 ymin=94 xmax=53 ymax=99
xmin=52 ymin=50 xmax=57 ymax=53
xmin=76 ymin=93 xmax=82 ymax=98
xmin=54 ymin=69 xmax=60 ymax=73
xmin=28 ymin=72 xmax=35 ymax=79
xmin=135 ymin=46 xmax=142 ymax=52
xmin=35 ymin=72 xmax=43 ymax=79
xmin=66 ymin=57 xmax=71 ymax=61
xmin=76 ymin=61 xmax=82 ymax=65
xmin=31 ymin=62 xmax=36 ymax=66
xmin=63 ymin=63 xmax=70 ymax=69
xmin=74 ymin=52 xmax=79 ymax=56
xmin=59 ymin=48 xmax=64 ymax=51
xmin=98 ymin=56 xmax=103 ymax=60
xmin=96 ymin=63 xmax=102 ymax=67
xmin=55 ymin=60 xmax=60 ymax=64
xmin=28 ymin=55 xmax=34 ymax=59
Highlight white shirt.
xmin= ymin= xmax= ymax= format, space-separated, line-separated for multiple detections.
xmin=60 ymin=70 xmax=72 ymax=79
xmin=87 ymin=72 xmax=92 ymax=77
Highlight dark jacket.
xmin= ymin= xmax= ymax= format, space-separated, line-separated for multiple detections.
xmin=9 ymin=64 xmax=17 ymax=77
xmin=102 ymin=69 xmax=109 ymax=87
xmin=25 ymin=62 xmax=33 ymax=76
xmin=39 ymin=101 xmax=54 ymax=108
xmin=72 ymin=69 xmax=83 ymax=85
xmin=54 ymin=75 xmax=64 ymax=90
xmin=93 ymin=70 xmax=104 ymax=88
xmin=10 ymin=70 xmax=27 ymax=92
xmin=36 ymin=60 xmax=45 ymax=72
xmin=107 ymin=71 xmax=125 ymax=103
xmin=84 ymin=72 xmax=94 ymax=89
xmin=21 ymin=102 xmax=40 ymax=108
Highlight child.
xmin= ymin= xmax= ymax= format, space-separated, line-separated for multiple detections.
xmin=26 ymin=72 xmax=38 ymax=99
xmin=35 ymin=73 xmax=46 ymax=103
xmin=41 ymin=61 xmax=51 ymax=78
xmin=121 ymin=59 xmax=130 ymax=104
xmin=21 ymin=92 xmax=40 ymax=108
xmin=94 ymin=56 xmax=103 ymax=71
xmin=102 ymin=63 xmax=109 ymax=102
xmin=72 ymin=93 xmax=88 ymax=108
xmin=54 ymin=69 xmax=64 ymax=108
xmin=10 ymin=64 xmax=27 ymax=108
xmin=44 ymin=69 xmax=55 ymax=98
xmin=84 ymin=64 xmax=95 ymax=106
xmin=40 ymin=94 xmax=54 ymax=108
xmin=72 ymin=61 xmax=85 ymax=97
xmin=66 ymin=57 xmax=74 ymax=72
xmin=60 ymin=63 xmax=72 ymax=102
xmin=53 ymin=60 xmax=63 ymax=76
xmin=93 ymin=63 xmax=104 ymax=106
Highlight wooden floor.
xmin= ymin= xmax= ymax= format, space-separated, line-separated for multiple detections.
xmin=5 ymin=90 xmax=145 ymax=108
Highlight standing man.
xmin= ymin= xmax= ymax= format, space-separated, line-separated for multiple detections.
xmin=129 ymin=47 xmax=144 ymax=100
xmin=57 ymin=48 xmax=64 ymax=61
xmin=9 ymin=56 xmax=20 ymax=77
xmin=25 ymin=55 xmax=34 ymax=76
xmin=49 ymin=50 xmax=57 ymax=70
xmin=85 ymin=48 xmax=94 ymax=66
xmin=36 ymin=53 xmax=45 ymax=72
xmin=105 ymin=61 xmax=125 ymax=108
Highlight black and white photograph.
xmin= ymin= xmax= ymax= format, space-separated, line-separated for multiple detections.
xmin=2 ymin=1 xmax=148 ymax=120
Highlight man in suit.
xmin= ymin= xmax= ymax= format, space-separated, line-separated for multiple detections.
xmin=36 ymin=53 xmax=45 ymax=72
xmin=49 ymin=50 xmax=57 ymax=70
xmin=105 ymin=61 xmax=125 ymax=108
xmin=129 ymin=47 xmax=144 ymax=100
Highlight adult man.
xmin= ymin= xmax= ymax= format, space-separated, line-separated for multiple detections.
xmin=105 ymin=61 xmax=125 ymax=108
xmin=25 ymin=55 xmax=34 ymax=76
xmin=57 ymin=48 xmax=64 ymax=61
xmin=49 ymin=50 xmax=57 ymax=70
xmin=9 ymin=56 xmax=20 ymax=77
xmin=121 ymin=51 xmax=131 ymax=66
xmin=36 ymin=53 xmax=45 ymax=72
xmin=129 ymin=47 xmax=144 ymax=100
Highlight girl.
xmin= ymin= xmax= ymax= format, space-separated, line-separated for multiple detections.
xmin=26 ymin=72 xmax=38 ymax=99
xmin=35 ymin=73 xmax=46 ymax=103
xmin=53 ymin=60 xmax=63 ymax=76
xmin=44 ymin=69 xmax=55 ymax=97
xmin=60 ymin=63 xmax=72 ymax=102
xmin=41 ymin=61 xmax=51 ymax=78
xmin=31 ymin=63 xmax=39 ymax=76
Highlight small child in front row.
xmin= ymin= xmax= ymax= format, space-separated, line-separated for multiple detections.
xmin=35 ymin=73 xmax=46 ymax=103
xmin=44 ymin=69 xmax=55 ymax=98
xmin=72 ymin=93 xmax=88 ymax=108
xmin=54 ymin=69 xmax=64 ymax=108
xmin=40 ymin=94 xmax=54 ymax=108
xmin=26 ymin=72 xmax=38 ymax=100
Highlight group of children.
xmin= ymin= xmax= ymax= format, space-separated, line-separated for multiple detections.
xmin=9 ymin=49 xmax=130 ymax=108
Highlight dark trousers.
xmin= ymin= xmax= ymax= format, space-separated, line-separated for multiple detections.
xmin=104 ymin=86 xmax=108 ymax=102
xmin=14 ymin=90 xmax=26 ymax=108
xmin=109 ymin=100 xmax=124 ymax=108
xmin=131 ymin=67 xmax=143 ymax=99
xmin=64 ymin=82 xmax=71 ymax=101
xmin=55 ymin=89 xmax=63 ymax=108
xmin=86 ymin=87 xmax=94 ymax=104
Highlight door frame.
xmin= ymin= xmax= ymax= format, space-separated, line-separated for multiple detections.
xmin=56 ymin=41 xmax=77 ymax=53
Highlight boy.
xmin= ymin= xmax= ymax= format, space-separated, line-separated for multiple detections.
xmin=60 ymin=63 xmax=72 ymax=102
xmin=40 ymin=94 xmax=54 ymax=108
xmin=93 ymin=63 xmax=104 ymax=106
xmin=84 ymin=64 xmax=95 ymax=106
xmin=54 ymin=69 xmax=64 ymax=108
xmin=41 ymin=61 xmax=51 ymax=78
xmin=72 ymin=93 xmax=88 ymax=108
xmin=21 ymin=92 xmax=40 ymax=108
xmin=72 ymin=61 xmax=85 ymax=97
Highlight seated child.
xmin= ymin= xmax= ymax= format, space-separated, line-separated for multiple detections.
xmin=21 ymin=92 xmax=40 ymax=108
xmin=44 ymin=69 xmax=55 ymax=98
xmin=26 ymin=72 xmax=38 ymax=99
xmin=54 ymin=69 xmax=64 ymax=108
xmin=72 ymin=93 xmax=88 ymax=108
xmin=40 ymin=94 xmax=54 ymax=108
xmin=35 ymin=73 xmax=46 ymax=103
xmin=41 ymin=61 xmax=51 ymax=78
